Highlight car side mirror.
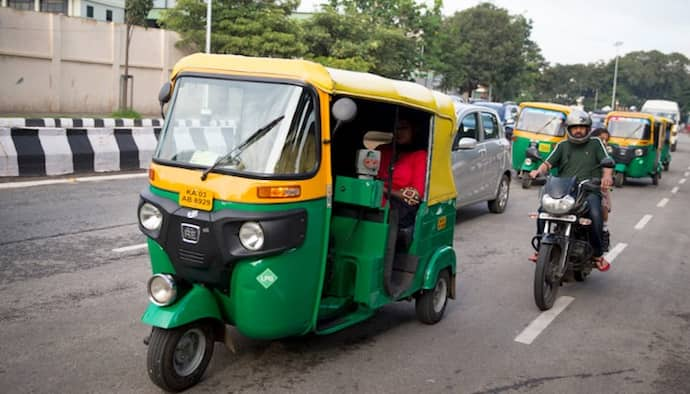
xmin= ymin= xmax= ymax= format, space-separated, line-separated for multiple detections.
xmin=600 ymin=157 xmax=615 ymax=168
xmin=456 ymin=137 xmax=477 ymax=150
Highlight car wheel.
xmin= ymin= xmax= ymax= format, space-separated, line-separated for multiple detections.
xmin=488 ymin=174 xmax=510 ymax=213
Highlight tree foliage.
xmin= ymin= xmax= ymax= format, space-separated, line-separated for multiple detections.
xmin=122 ymin=0 xmax=153 ymax=109
xmin=160 ymin=0 xmax=306 ymax=58
xmin=431 ymin=3 xmax=543 ymax=100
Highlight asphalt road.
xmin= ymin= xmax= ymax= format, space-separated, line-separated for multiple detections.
xmin=1 ymin=135 xmax=689 ymax=393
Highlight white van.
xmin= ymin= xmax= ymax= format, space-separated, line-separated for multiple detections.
xmin=641 ymin=99 xmax=680 ymax=151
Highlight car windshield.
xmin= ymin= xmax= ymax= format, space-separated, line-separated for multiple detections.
xmin=155 ymin=77 xmax=318 ymax=177
xmin=607 ymin=117 xmax=651 ymax=140
xmin=515 ymin=107 xmax=566 ymax=136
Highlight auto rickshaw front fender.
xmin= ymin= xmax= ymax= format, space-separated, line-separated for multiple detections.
xmin=615 ymin=163 xmax=627 ymax=173
xmin=141 ymin=284 xmax=223 ymax=329
xmin=423 ymin=246 xmax=457 ymax=299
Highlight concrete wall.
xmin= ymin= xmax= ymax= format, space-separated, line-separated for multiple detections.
xmin=0 ymin=7 xmax=189 ymax=116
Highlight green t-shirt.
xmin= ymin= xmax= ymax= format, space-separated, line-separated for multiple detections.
xmin=545 ymin=137 xmax=610 ymax=182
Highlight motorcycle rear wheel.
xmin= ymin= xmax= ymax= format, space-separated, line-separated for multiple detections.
xmin=534 ymin=244 xmax=560 ymax=311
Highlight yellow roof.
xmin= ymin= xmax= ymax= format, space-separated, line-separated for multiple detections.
xmin=170 ymin=53 xmax=454 ymax=119
xmin=606 ymin=111 xmax=655 ymax=121
xmin=519 ymin=102 xmax=573 ymax=113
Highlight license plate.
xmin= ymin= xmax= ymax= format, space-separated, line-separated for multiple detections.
xmin=179 ymin=187 xmax=213 ymax=211
xmin=538 ymin=143 xmax=551 ymax=153
xmin=538 ymin=212 xmax=576 ymax=222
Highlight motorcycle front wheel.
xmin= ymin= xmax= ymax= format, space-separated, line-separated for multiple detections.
xmin=534 ymin=244 xmax=561 ymax=311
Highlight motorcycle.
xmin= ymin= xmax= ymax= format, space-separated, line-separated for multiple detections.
xmin=530 ymin=155 xmax=615 ymax=310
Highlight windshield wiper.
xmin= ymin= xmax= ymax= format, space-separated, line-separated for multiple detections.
xmin=200 ymin=115 xmax=285 ymax=181
xmin=533 ymin=116 xmax=561 ymax=134
xmin=621 ymin=124 xmax=644 ymax=140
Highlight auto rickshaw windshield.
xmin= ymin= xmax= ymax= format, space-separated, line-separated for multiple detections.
xmin=607 ymin=117 xmax=651 ymax=140
xmin=155 ymin=76 xmax=318 ymax=177
xmin=515 ymin=107 xmax=566 ymax=136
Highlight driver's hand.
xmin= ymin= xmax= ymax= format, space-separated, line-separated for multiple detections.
xmin=529 ymin=169 xmax=540 ymax=179
xmin=601 ymin=175 xmax=613 ymax=190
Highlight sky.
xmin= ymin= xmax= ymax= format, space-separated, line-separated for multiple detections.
xmin=297 ymin=0 xmax=690 ymax=65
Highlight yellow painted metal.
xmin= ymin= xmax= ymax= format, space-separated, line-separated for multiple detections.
xmin=605 ymin=111 xmax=657 ymax=146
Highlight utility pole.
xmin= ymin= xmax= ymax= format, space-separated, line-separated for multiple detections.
xmin=205 ymin=0 xmax=212 ymax=53
xmin=611 ymin=41 xmax=623 ymax=109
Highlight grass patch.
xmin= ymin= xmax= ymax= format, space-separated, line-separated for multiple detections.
xmin=110 ymin=109 xmax=142 ymax=119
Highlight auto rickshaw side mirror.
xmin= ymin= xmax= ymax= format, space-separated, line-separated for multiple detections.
xmin=331 ymin=97 xmax=357 ymax=137
xmin=158 ymin=81 xmax=172 ymax=119
xmin=600 ymin=157 xmax=615 ymax=168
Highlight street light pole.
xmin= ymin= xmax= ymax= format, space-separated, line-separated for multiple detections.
xmin=205 ymin=0 xmax=212 ymax=53
xmin=611 ymin=41 xmax=623 ymax=109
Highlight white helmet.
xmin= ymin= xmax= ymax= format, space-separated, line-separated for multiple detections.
xmin=565 ymin=109 xmax=593 ymax=144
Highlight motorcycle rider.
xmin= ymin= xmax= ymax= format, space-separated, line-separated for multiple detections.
xmin=528 ymin=109 xmax=614 ymax=271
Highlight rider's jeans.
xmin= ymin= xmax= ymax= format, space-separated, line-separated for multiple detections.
xmin=536 ymin=192 xmax=605 ymax=258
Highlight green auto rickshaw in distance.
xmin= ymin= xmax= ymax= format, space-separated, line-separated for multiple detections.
xmin=138 ymin=53 xmax=459 ymax=391
xmin=511 ymin=102 xmax=571 ymax=189
xmin=658 ymin=116 xmax=673 ymax=171
xmin=605 ymin=111 xmax=663 ymax=186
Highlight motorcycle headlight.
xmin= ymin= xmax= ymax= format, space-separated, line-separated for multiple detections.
xmin=634 ymin=148 xmax=644 ymax=157
xmin=139 ymin=202 xmax=162 ymax=231
xmin=524 ymin=158 xmax=533 ymax=166
xmin=147 ymin=274 xmax=177 ymax=306
xmin=541 ymin=194 xmax=576 ymax=214
xmin=239 ymin=221 xmax=264 ymax=251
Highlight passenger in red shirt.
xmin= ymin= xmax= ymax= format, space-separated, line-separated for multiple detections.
xmin=377 ymin=118 xmax=427 ymax=226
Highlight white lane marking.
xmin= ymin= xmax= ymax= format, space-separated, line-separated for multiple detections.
xmin=0 ymin=173 xmax=147 ymax=189
xmin=680 ymin=178 xmax=687 ymax=185
xmin=657 ymin=198 xmax=669 ymax=207
xmin=605 ymin=242 xmax=627 ymax=262
xmin=514 ymin=296 xmax=575 ymax=345
xmin=112 ymin=243 xmax=148 ymax=253
xmin=634 ymin=214 xmax=653 ymax=230
xmin=672 ymin=186 xmax=679 ymax=194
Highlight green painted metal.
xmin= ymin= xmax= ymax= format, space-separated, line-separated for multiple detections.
xmin=614 ymin=163 xmax=627 ymax=173
xmin=612 ymin=145 xmax=658 ymax=178
xmin=315 ymin=305 xmax=375 ymax=335
xmin=147 ymin=238 xmax=176 ymax=274
xmin=333 ymin=176 xmax=384 ymax=208
xmin=513 ymin=137 xmax=558 ymax=174
xmin=141 ymin=285 xmax=222 ymax=328
xmin=422 ymin=245 xmax=457 ymax=290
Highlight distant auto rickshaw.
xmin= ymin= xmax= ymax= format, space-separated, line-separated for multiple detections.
xmin=138 ymin=53 xmax=459 ymax=391
xmin=605 ymin=111 xmax=663 ymax=186
xmin=657 ymin=116 xmax=673 ymax=171
xmin=511 ymin=102 xmax=572 ymax=189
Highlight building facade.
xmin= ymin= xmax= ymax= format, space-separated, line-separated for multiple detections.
xmin=1 ymin=0 xmax=125 ymax=23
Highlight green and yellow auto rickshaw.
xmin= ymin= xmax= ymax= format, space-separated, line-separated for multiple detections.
xmin=658 ymin=116 xmax=673 ymax=171
xmin=137 ymin=53 xmax=459 ymax=391
xmin=511 ymin=102 xmax=571 ymax=189
xmin=605 ymin=111 xmax=663 ymax=186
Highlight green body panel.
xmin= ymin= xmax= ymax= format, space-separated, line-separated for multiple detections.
xmin=422 ymin=245 xmax=457 ymax=290
xmin=660 ymin=143 xmax=671 ymax=166
xmin=512 ymin=136 xmax=558 ymax=174
xmin=147 ymin=238 xmax=176 ymax=274
xmin=144 ymin=186 xmax=329 ymax=340
xmin=334 ymin=176 xmax=383 ymax=208
xmin=141 ymin=285 xmax=222 ymax=328
xmin=611 ymin=145 xmax=659 ymax=178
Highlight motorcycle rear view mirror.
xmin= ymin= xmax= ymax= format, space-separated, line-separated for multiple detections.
xmin=600 ymin=157 xmax=615 ymax=168
xmin=331 ymin=97 xmax=357 ymax=138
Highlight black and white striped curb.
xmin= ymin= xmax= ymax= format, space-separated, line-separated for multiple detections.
xmin=1 ymin=118 xmax=163 ymax=177
xmin=0 ymin=118 xmax=161 ymax=128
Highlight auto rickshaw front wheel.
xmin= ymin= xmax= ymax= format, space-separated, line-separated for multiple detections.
xmin=415 ymin=270 xmax=450 ymax=324
xmin=147 ymin=322 xmax=215 ymax=392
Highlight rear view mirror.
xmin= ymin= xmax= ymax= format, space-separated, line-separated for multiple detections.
xmin=158 ymin=81 xmax=172 ymax=119
xmin=457 ymin=137 xmax=477 ymax=150
xmin=600 ymin=157 xmax=615 ymax=168
xmin=332 ymin=97 xmax=357 ymax=123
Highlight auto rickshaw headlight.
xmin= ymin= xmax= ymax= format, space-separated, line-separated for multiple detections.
xmin=541 ymin=194 xmax=575 ymax=214
xmin=139 ymin=202 xmax=162 ymax=231
xmin=524 ymin=158 xmax=532 ymax=166
xmin=634 ymin=148 xmax=644 ymax=157
xmin=147 ymin=274 xmax=177 ymax=306
xmin=239 ymin=221 xmax=264 ymax=251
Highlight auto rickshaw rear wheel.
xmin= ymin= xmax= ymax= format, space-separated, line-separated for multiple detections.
xmin=652 ymin=172 xmax=659 ymax=186
xmin=147 ymin=321 xmax=215 ymax=392
xmin=415 ymin=270 xmax=450 ymax=324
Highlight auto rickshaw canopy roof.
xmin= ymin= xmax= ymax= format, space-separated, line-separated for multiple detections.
xmin=518 ymin=102 xmax=574 ymax=114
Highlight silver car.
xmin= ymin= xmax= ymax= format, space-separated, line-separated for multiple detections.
xmin=452 ymin=103 xmax=512 ymax=213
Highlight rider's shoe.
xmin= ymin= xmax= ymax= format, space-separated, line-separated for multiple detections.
xmin=594 ymin=256 xmax=610 ymax=272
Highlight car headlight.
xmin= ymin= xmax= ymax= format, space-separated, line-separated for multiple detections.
xmin=524 ymin=158 xmax=533 ymax=166
xmin=139 ymin=202 xmax=162 ymax=231
xmin=541 ymin=194 xmax=576 ymax=214
xmin=147 ymin=274 xmax=177 ymax=306
xmin=239 ymin=221 xmax=264 ymax=251
xmin=634 ymin=148 xmax=645 ymax=157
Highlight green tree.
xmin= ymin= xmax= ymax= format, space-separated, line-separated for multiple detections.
xmin=122 ymin=0 xmax=153 ymax=109
xmin=160 ymin=0 xmax=306 ymax=58
xmin=432 ymin=3 xmax=543 ymax=100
